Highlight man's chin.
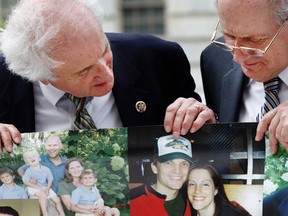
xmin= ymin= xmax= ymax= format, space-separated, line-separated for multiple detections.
xmin=89 ymin=86 xmax=113 ymax=97
xmin=48 ymin=154 xmax=58 ymax=158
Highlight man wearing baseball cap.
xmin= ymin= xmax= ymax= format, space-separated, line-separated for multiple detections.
xmin=130 ymin=135 xmax=193 ymax=216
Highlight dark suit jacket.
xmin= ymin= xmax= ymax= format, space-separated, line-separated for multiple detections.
xmin=200 ymin=37 xmax=248 ymax=122
xmin=0 ymin=33 xmax=200 ymax=133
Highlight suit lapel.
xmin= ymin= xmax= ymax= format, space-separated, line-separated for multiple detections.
xmin=220 ymin=62 xmax=247 ymax=122
xmin=110 ymin=43 xmax=155 ymax=126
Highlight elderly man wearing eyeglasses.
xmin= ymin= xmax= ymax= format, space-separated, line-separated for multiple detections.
xmin=202 ymin=0 xmax=288 ymax=154
xmin=166 ymin=0 xmax=288 ymax=155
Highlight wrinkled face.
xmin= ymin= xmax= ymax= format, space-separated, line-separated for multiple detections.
xmin=217 ymin=0 xmax=288 ymax=82
xmin=0 ymin=173 xmax=14 ymax=185
xmin=151 ymin=159 xmax=190 ymax=194
xmin=68 ymin=161 xmax=84 ymax=178
xmin=81 ymin=173 xmax=97 ymax=187
xmin=43 ymin=21 xmax=114 ymax=98
xmin=45 ymin=140 xmax=62 ymax=158
xmin=187 ymin=169 xmax=218 ymax=214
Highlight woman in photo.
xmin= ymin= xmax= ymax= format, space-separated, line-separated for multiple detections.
xmin=57 ymin=158 xmax=85 ymax=216
xmin=58 ymin=158 xmax=117 ymax=216
xmin=187 ymin=164 xmax=251 ymax=216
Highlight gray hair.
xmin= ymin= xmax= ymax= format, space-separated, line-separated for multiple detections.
xmin=0 ymin=0 xmax=105 ymax=81
xmin=216 ymin=0 xmax=288 ymax=24
xmin=268 ymin=0 xmax=288 ymax=24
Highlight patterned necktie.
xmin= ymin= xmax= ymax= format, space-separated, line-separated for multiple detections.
xmin=65 ymin=93 xmax=96 ymax=129
xmin=256 ymin=77 xmax=280 ymax=121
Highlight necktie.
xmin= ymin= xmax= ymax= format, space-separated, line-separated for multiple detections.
xmin=256 ymin=77 xmax=280 ymax=121
xmin=65 ymin=93 xmax=97 ymax=129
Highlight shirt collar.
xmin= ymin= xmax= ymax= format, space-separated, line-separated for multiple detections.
xmin=278 ymin=66 xmax=288 ymax=86
xmin=39 ymin=81 xmax=65 ymax=107
xmin=246 ymin=67 xmax=288 ymax=87
xmin=38 ymin=81 xmax=111 ymax=108
xmin=38 ymin=82 xmax=95 ymax=106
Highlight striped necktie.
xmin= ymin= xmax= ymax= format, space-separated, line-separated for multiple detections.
xmin=256 ymin=77 xmax=280 ymax=121
xmin=65 ymin=93 xmax=96 ymax=129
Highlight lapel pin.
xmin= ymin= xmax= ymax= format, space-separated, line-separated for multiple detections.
xmin=135 ymin=101 xmax=147 ymax=113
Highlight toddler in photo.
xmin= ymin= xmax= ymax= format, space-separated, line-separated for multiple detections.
xmin=0 ymin=168 xmax=28 ymax=199
xmin=22 ymin=148 xmax=65 ymax=216
xmin=71 ymin=169 xmax=120 ymax=216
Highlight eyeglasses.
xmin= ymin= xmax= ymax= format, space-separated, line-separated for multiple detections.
xmin=210 ymin=19 xmax=287 ymax=56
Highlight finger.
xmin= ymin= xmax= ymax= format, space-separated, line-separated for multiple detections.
xmin=0 ymin=124 xmax=21 ymax=153
xmin=283 ymin=142 xmax=288 ymax=153
xmin=9 ymin=125 xmax=21 ymax=144
xmin=164 ymin=97 xmax=185 ymax=133
xmin=171 ymin=99 xmax=200 ymax=138
xmin=177 ymin=104 xmax=203 ymax=135
xmin=0 ymin=139 xmax=2 ymax=155
xmin=269 ymin=132 xmax=279 ymax=154
xmin=280 ymin=127 xmax=288 ymax=144
xmin=255 ymin=110 xmax=276 ymax=141
xmin=189 ymin=108 xmax=216 ymax=133
xmin=277 ymin=117 xmax=288 ymax=150
xmin=0 ymin=126 xmax=14 ymax=153
xmin=0 ymin=123 xmax=21 ymax=143
xmin=267 ymin=112 xmax=281 ymax=154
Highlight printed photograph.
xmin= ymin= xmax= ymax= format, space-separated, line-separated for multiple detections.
xmin=128 ymin=123 xmax=265 ymax=216
xmin=0 ymin=123 xmax=268 ymax=216
xmin=0 ymin=199 xmax=39 ymax=216
xmin=263 ymin=133 xmax=288 ymax=216
xmin=0 ymin=129 xmax=129 ymax=216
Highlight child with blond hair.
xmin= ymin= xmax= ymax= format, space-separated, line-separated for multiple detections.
xmin=22 ymin=148 xmax=65 ymax=216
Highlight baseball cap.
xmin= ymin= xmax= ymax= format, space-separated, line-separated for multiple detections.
xmin=156 ymin=135 xmax=193 ymax=163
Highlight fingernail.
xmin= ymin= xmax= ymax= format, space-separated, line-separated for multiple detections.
xmin=14 ymin=137 xmax=21 ymax=144
xmin=181 ymin=128 xmax=188 ymax=135
xmin=173 ymin=131 xmax=180 ymax=138
xmin=7 ymin=144 xmax=13 ymax=152
xmin=165 ymin=126 xmax=171 ymax=132
xmin=270 ymin=146 xmax=277 ymax=154
xmin=190 ymin=127 xmax=195 ymax=133
xmin=255 ymin=135 xmax=259 ymax=141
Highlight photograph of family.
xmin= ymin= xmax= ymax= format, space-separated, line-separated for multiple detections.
xmin=0 ymin=129 xmax=129 ymax=216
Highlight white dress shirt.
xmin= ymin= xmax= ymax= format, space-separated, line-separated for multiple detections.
xmin=239 ymin=67 xmax=288 ymax=122
xmin=33 ymin=82 xmax=122 ymax=132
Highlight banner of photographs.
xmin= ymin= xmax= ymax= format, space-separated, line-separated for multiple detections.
xmin=0 ymin=123 xmax=286 ymax=216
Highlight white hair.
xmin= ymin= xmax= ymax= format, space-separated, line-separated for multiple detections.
xmin=0 ymin=0 xmax=105 ymax=81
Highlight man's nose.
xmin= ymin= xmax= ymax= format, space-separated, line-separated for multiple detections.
xmin=232 ymin=47 xmax=247 ymax=65
xmin=173 ymin=164 xmax=181 ymax=173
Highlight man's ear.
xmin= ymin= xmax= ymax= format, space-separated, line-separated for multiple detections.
xmin=41 ymin=80 xmax=50 ymax=85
